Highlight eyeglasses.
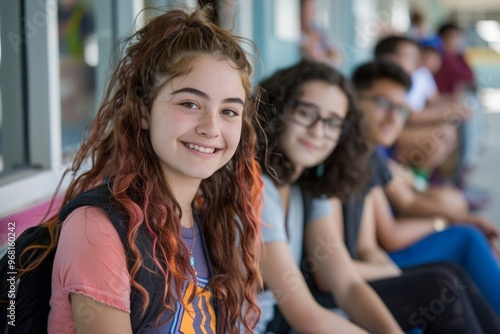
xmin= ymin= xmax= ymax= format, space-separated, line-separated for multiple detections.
xmin=361 ymin=95 xmax=410 ymax=120
xmin=290 ymin=100 xmax=346 ymax=140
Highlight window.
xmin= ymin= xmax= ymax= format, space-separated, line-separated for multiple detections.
xmin=0 ymin=1 xmax=28 ymax=180
xmin=0 ymin=0 xmax=235 ymax=219
xmin=0 ymin=0 xmax=117 ymax=218
xmin=0 ymin=17 xmax=3 ymax=173
xmin=58 ymin=0 xmax=97 ymax=161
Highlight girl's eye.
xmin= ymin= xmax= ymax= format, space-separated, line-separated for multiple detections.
xmin=325 ymin=119 xmax=342 ymax=129
xmin=180 ymin=102 xmax=199 ymax=109
xmin=298 ymin=109 xmax=314 ymax=119
xmin=221 ymin=109 xmax=239 ymax=117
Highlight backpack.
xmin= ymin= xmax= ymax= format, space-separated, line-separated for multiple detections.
xmin=0 ymin=184 xmax=165 ymax=334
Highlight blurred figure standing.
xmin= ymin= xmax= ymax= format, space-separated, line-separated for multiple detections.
xmin=434 ymin=23 xmax=476 ymax=94
xmin=435 ymin=23 xmax=487 ymax=199
xmin=300 ymin=0 xmax=341 ymax=67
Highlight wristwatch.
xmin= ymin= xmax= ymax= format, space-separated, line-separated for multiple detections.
xmin=432 ymin=217 xmax=447 ymax=232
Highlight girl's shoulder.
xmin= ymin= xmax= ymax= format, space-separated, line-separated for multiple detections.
xmin=60 ymin=206 xmax=125 ymax=246
xmin=261 ymin=174 xmax=280 ymax=199
xmin=53 ymin=206 xmax=131 ymax=313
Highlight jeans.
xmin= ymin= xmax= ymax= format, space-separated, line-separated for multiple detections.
xmin=389 ymin=225 xmax=500 ymax=314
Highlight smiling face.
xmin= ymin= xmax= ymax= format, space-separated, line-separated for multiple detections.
xmin=358 ymin=79 xmax=407 ymax=147
xmin=141 ymin=56 xmax=246 ymax=184
xmin=279 ymin=80 xmax=348 ymax=174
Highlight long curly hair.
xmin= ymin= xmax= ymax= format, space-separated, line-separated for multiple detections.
xmin=20 ymin=6 xmax=263 ymax=332
xmin=256 ymin=60 xmax=370 ymax=200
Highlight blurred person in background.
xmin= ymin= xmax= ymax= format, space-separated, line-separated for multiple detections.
xmin=374 ymin=35 xmax=463 ymax=187
xmin=434 ymin=23 xmax=476 ymax=94
xmin=305 ymin=60 xmax=500 ymax=334
xmin=350 ymin=60 xmax=500 ymax=317
xmin=408 ymin=11 xmax=431 ymax=42
xmin=255 ymin=60 xmax=403 ymax=334
xmin=300 ymin=0 xmax=342 ymax=67
xmin=434 ymin=22 xmax=488 ymax=200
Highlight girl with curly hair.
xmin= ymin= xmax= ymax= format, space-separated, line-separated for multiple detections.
xmin=19 ymin=6 xmax=263 ymax=333
xmin=254 ymin=60 xmax=403 ymax=333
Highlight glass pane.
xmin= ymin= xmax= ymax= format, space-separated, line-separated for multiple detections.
xmin=0 ymin=2 xmax=27 ymax=178
xmin=0 ymin=19 xmax=3 ymax=174
xmin=58 ymin=0 xmax=97 ymax=160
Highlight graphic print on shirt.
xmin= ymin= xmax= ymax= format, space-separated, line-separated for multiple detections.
xmin=170 ymin=277 xmax=216 ymax=334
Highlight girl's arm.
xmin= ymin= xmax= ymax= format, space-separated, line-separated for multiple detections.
xmin=314 ymin=197 xmax=400 ymax=290
xmin=261 ymin=241 xmax=368 ymax=334
xmin=304 ymin=208 xmax=403 ymax=334
xmin=71 ymin=293 xmax=132 ymax=334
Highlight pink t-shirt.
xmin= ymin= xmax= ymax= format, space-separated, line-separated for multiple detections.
xmin=48 ymin=205 xmax=216 ymax=333
xmin=48 ymin=206 xmax=131 ymax=333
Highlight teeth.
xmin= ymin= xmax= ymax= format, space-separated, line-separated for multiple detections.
xmin=187 ymin=143 xmax=215 ymax=154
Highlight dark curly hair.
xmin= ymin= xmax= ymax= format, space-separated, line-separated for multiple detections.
xmin=255 ymin=60 xmax=370 ymax=200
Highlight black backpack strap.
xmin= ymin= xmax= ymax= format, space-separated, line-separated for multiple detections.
xmin=59 ymin=184 xmax=165 ymax=333
xmin=194 ymin=209 xmax=221 ymax=332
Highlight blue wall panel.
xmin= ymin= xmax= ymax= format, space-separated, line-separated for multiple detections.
xmin=252 ymin=0 xmax=301 ymax=82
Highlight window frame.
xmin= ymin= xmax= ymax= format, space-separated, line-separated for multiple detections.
xmin=0 ymin=0 xmax=140 ymax=217
xmin=0 ymin=0 xmax=252 ymax=218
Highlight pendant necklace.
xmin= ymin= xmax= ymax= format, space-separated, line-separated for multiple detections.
xmin=189 ymin=222 xmax=197 ymax=276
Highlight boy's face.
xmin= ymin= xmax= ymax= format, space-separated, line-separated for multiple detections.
xmin=357 ymin=79 xmax=409 ymax=147
xmin=422 ymin=48 xmax=442 ymax=74
xmin=442 ymin=30 xmax=462 ymax=54
xmin=392 ymin=42 xmax=421 ymax=74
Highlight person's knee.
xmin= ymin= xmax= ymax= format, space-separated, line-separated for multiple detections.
xmin=435 ymin=124 xmax=458 ymax=151
xmin=400 ymin=124 xmax=458 ymax=170
xmin=423 ymin=262 xmax=469 ymax=286
xmin=447 ymin=225 xmax=487 ymax=246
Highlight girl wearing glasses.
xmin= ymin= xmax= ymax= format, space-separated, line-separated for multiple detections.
xmin=253 ymin=60 xmax=403 ymax=334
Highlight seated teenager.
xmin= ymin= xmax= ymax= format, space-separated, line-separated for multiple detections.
xmin=374 ymin=35 xmax=487 ymax=208
xmin=350 ymin=59 xmax=500 ymax=315
xmin=374 ymin=35 xmax=462 ymax=185
xmin=254 ymin=60 xmax=403 ymax=334
xmin=435 ymin=23 xmax=488 ymax=199
xmin=310 ymin=194 xmax=500 ymax=333
xmin=340 ymin=190 xmax=500 ymax=332
xmin=269 ymin=60 xmax=500 ymax=334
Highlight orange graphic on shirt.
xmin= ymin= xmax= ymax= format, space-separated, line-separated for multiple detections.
xmin=178 ymin=283 xmax=216 ymax=333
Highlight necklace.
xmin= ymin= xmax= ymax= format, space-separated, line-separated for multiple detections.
xmin=189 ymin=221 xmax=197 ymax=276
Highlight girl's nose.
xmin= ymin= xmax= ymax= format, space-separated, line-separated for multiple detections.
xmin=196 ymin=111 xmax=220 ymax=138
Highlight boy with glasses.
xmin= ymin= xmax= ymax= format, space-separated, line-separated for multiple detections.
xmin=348 ymin=60 xmax=500 ymax=320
